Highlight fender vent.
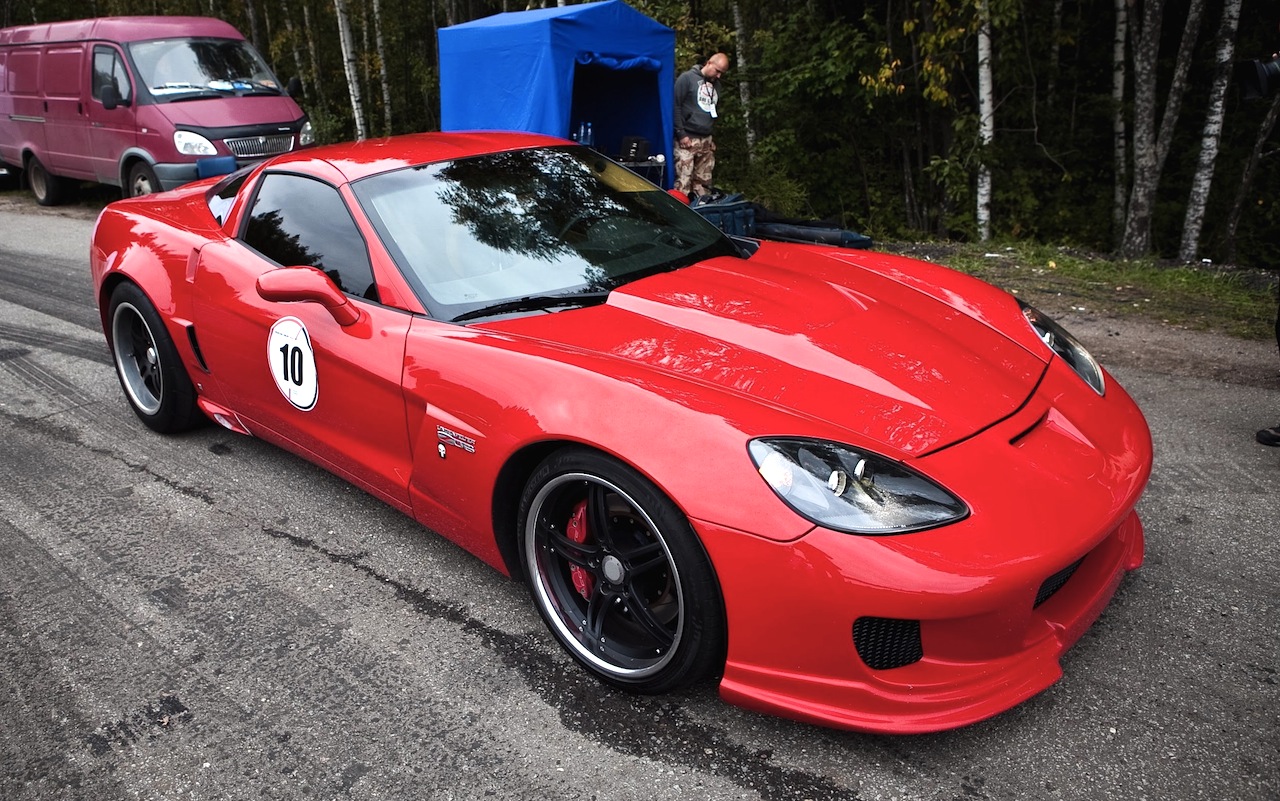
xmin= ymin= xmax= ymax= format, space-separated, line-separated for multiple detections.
xmin=853 ymin=616 xmax=923 ymax=670
xmin=1035 ymin=557 xmax=1085 ymax=608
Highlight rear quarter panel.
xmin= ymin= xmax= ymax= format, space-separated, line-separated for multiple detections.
xmin=91 ymin=190 xmax=226 ymax=371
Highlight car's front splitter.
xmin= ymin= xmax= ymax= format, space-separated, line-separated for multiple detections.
xmin=703 ymin=510 xmax=1143 ymax=734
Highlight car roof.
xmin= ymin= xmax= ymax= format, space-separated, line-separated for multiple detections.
xmin=0 ymin=16 xmax=242 ymax=46
xmin=266 ymin=131 xmax=570 ymax=184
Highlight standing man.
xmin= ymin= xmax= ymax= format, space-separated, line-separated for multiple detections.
xmin=673 ymin=53 xmax=729 ymax=199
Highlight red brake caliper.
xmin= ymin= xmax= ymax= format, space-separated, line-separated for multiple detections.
xmin=566 ymin=499 xmax=595 ymax=599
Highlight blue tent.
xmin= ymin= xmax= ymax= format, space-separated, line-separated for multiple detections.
xmin=438 ymin=0 xmax=674 ymax=185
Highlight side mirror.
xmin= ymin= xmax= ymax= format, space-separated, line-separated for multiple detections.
xmin=256 ymin=265 xmax=361 ymax=326
xmin=286 ymin=76 xmax=303 ymax=99
xmin=100 ymin=84 xmax=127 ymax=110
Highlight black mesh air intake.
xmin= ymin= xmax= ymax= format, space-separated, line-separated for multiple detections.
xmin=853 ymin=617 xmax=923 ymax=670
xmin=1035 ymin=557 xmax=1085 ymax=608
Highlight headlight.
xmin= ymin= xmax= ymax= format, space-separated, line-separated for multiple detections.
xmin=299 ymin=120 xmax=315 ymax=146
xmin=1020 ymin=302 xmax=1105 ymax=395
xmin=749 ymin=438 xmax=968 ymax=535
xmin=174 ymin=130 xmax=217 ymax=156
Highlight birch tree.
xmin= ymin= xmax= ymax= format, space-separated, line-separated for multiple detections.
xmin=333 ymin=0 xmax=368 ymax=140
xmin=1111 ymin=0 xmax=1127 ymax=249
xmin=371 ymin=0 xmax=393 ymax=134
xmin=1177 ymin=0 xmax=1242 ymax=262
xmin=975 ymin=0 xmax=993 ymax=241
xmin=731 ymin=1 xmax=755 ymax=163
xmin=1120 ymin=0 xmax=1205 ymax=258
xmin=302 ymin=3 xmax=325 ymax=104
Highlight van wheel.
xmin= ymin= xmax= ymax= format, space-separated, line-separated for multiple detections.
xmin=27 ymin=157 xmax=69 ymax=206
xmin=128 ymin=162 xmax=160 ymax=197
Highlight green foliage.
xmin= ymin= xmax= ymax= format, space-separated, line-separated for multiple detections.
xmin=5 ymin=0 xmax=1276 ymax=266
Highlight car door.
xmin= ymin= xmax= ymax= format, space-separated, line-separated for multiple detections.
xmin=40 ymin=43 xmax=93 ymax=178
xmin=87 ymin=44 xmax=137 ymax=185
xmin=192 ymin=169 xmax=415 ymax=511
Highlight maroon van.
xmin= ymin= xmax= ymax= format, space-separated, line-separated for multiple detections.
xmin=0 ymin=16 xmax=313 ymax=205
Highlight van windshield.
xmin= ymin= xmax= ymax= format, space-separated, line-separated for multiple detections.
xmin=129 ymin=37 xmax=282 ymax=100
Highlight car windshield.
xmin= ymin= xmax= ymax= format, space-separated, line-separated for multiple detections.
xmin=129 ymin=37 xmax=282 ymax=100
xmin=351 ymin=146 xmax=741 ymax=322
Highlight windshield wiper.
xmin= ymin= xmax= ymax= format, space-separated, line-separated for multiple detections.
xmin=452 ymin=290 xmax=610 ymax=323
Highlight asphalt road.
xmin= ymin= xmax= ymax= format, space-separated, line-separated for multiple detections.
xmin=1 ymin=200 xmax=1277 ymax=801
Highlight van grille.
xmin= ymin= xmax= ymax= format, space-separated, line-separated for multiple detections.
xmin=223 ymin=134 xmax=295 ymax=158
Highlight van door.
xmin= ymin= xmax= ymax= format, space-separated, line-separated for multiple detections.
xmin=87 ymin=44 xmax=138 ymax=186
xmin=40 ymin=44 xmax=93 ymax=179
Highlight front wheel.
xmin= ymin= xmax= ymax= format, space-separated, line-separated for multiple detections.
xmin=108 ymin=282 xmax=200 ymax=433
xmin=519 ymin=448 xmax=726 ymax=693
xmin=128 ymin=161 xmax=160 ymax=197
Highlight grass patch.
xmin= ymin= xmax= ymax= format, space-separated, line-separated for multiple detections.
xmin=887 ymin=241 xmax=1279 ymax=341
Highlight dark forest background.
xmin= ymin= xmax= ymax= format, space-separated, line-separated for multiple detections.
xmin=4 ymin=0 xmax=1278 ymax=268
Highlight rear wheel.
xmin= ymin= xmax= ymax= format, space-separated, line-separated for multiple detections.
xmin=127 ymin=161 xmax=160 ymax=197
xmin=108 ymin=282 xmax=200 ymax=433
xmin=26 ymin=156 xmax=69 ymax=206
xmin=518 ymin=448 xmax=726 ymax=693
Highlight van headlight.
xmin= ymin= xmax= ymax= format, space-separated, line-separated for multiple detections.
xmin=1020 ymin=302 xmax=1105 ymax=395
xmin=299 ymin=121 xmax=315 ymax=146
xmin=174 ymin=131 xmax=217 ymax=156
xmin=749 ymin=438 xmax=968 ymax=535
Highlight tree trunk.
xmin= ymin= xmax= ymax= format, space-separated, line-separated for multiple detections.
xmin=334 ymin=0 xmax=368 ymax=140
xmin=303 ymin=3 xmax=325 ymax=106
xmin=1120 ymin=0 xmax=1204 ymax=258
xmin=731 ymin=2 xmax=755 ymax=162
xmin=371 ymin=0 xmax=393 ymax=134
xmin=281 ymin=8 xmax=306 ymax=100
xmin=1111 ymin=0 xmax=1127 ymax=250
xmin=976 ymin=0 xmax=994 ymax=242
xmin=1153 ymin=0 xmax=1206 ymax=179
xmin=243 ymin=0 xmax=264 ymax=55
xmin=1178 ymin=0 xmax=1241 ymax=263
xmin=1046 ymin=0 xmax=1063 ymax=108
xmin=1222 ymin=91 xmax=1280 ymax=262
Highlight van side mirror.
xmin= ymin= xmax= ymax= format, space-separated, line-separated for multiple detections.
xmin=100 ymin=85 xmax=128 ymax=110
xmin=286 ymin=76 xmax=303 ymax=99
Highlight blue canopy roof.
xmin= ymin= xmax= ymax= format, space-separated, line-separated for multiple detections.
xmin=438 ymin=0 xmax=674 ymax=183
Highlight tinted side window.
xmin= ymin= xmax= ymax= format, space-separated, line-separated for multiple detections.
xmin=241 ymin=173 xmax=378 ymax=301
xmin=92 ymin=46 xmax=131 ymax=104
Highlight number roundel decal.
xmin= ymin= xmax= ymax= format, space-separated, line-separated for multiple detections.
xmin=267 ymin=316 xmax=319 ymax=411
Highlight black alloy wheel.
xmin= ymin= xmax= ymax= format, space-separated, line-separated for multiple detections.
xmin=108 ymin=282 xmax=200 ymax=433
xmin=519 ymin=448 xmax=725 ymax=693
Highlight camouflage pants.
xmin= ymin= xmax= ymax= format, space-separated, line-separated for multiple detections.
xmin=673 ymin=135 xmax=716 ymax=196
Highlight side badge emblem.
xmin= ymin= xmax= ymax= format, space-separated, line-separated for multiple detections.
xmin=437 ymin=426 xmax=476 ymax=457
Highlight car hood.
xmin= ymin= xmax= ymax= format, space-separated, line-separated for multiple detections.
xmin=154 ymin=95 xmax=303 ymax=128
xmin=486 ymin=254 xmax=1048 ymax=456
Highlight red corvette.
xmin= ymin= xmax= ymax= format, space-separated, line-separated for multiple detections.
xmin=90 ymin=132 xmax=1152 ymax=733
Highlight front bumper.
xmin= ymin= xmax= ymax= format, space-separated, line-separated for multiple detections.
xmin=699 ymin=360 xmax=1152 ymax=733
xmin=701 ymin=510 xmax=1142 ymax=733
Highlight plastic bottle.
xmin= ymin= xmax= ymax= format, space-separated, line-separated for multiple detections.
xmin=585 ymin=122 xmax=594 ymax=146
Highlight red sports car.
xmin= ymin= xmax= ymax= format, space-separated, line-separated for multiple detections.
xmin=90 ymin=132 xmax=1152 ymax=733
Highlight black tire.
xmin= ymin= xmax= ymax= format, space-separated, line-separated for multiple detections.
xmin=518 ymin=447 xmax=726 ymax=693
xmin=127 ymin=161 xmax=160 ymax=197
xmin=26 ymin=156 xmax=69 ymax=206
xmin=107 ymin=282 xmax=200 ymax=433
